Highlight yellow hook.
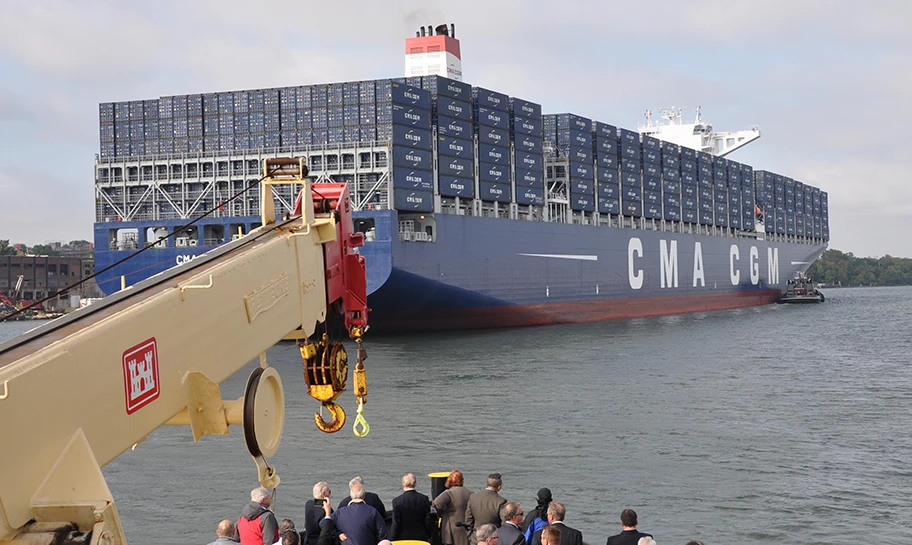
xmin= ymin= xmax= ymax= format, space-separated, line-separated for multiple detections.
xmin=353 ymin=398 xmax=370 ymax=437
xmin=314 ymin=401 xmax=346 ymax=434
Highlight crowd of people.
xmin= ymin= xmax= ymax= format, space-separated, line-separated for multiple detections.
xmin=207 ymin=471 xmax=706 ymax=545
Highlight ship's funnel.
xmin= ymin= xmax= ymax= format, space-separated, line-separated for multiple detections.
xmin=405 ymin=22 xmax=463 ymax=81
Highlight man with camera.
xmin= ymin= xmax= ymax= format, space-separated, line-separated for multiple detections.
xmin=303 ymin=482 xmax=332 ymax=545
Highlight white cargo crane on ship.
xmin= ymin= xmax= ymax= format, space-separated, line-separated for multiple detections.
xmin=639 ymin=107 xmax=760 ymax=156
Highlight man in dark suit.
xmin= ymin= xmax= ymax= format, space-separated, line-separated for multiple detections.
xmin=466 ymin=473 xmax=507 ymax=540
xmin=338 ymin=476 xmax=387 ymax=521
xmin=391 ymin=472 xmax=432 ymax=541
xmin=330 ymin=484 xmax=387 ymax=545
xmin=532 ymin=503 xmax=582 ymax=545
xmin=605 ymin=509 xmax=651 ymax=545
xmin=496 ymin=503 xmax=526 ymax=545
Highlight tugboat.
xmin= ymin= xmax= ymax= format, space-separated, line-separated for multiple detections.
xmin=778 ymin=273 xmax=825 ymax=303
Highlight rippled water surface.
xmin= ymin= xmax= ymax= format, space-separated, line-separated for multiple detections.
xmin=2 ymin=287 xmax=910 ymax=544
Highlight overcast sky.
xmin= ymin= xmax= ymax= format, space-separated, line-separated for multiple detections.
xmin=1 ymin=0 xmax=909 ymax=257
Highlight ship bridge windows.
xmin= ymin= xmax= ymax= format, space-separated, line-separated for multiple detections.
xmin=216 ymin=161 xmax=229 ymax=177
xmin=141 ymin=166 xmax=154 ymax=181
xmin=342 ymin=153 xmax=355 ymax=170
xmin=202 ymin=162 xmax=214 ymax=178
xmin=127 ymin=166 xmax=139 ymax=182
xmin=108 ymin=228 xmax=139 ymax=251
xmin=310 ymin=156 xmax=323 ymax=170
xmin=186 ymin=163 xmax=199 ymax=178
xmin=246 ymin=160 xmax=259 ymax=174
xmin=97 ymin=168 xmax=110 ymax=182
xmin=112 ymin=167 xmax=123 ymax=182
xmin=170 ymin=164 xmax=183 ymax=177
xmin=203 ymin=224 xmax=225 ymax=246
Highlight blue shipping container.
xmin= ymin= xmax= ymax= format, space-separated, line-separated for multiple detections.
xmin=569 ymin=161 xmax=593 ymax=180
xmin=571 ymin=194 xmax=595 ymax=212
xmin=394 ymin=189 xmax=433 ymax=212
xmin=621 ymin=157 xmax=639 ymax=174
xmin=566 ymin=146 xmax=591 ymax=163
xmin=598 ymin=196 xmax=621 ymax=215
xmin=392 ymin=147 xmax=433 ymax=170
xmin=598 ymin=167 xmax=618 ymax=184
xmin=473 ymin=87 xmax=509 ymax=112
xmin=478 ymin=126 xmax=509 ymax=147
xmin=515 ymin=133 xmax=543 ymax=154
xmin=438 ymin=156 xmax=474 ymax=178
xmin=516 ymin=186 xmax=544 ymax=206
xmin=438 ymin=176 xmax=474 ymax=198
xmin=437 ymin=97 xmax=471 ymax=121
xmin=571 ymin=179 xmax=594 ymax=195
xmin=622 ymin=171 xmax=641 ymax=187
xmin=389 ymin=82 xmax=432 ymax=110
xmin=479 ymin=161 xmax=509 ymax=183
xmin=476 ymin=107 xmax=508 ymax=129
xmin=643 ymin=162 xmax=660 ymax=178
xmin=509 ymin=97 xmax=542 ymax=119
xmin=598 ymin=182 xmax=619 ymax=199
xmin=479 ymin=182 xmax=511 ymax=202
xmin=512 ymin=115 xmax=542 ymax=137
xmin=436 ymin=115 xmax=472 ymax=139
xmin=479 ymin=143 xmax=509 ymax=164
xmin=437 ymin=135 xmax=473 ymax=158
xmin=392 ymin=168 xmax=434 ymax=191
xmin=389 ymin=104 xmax=432 ymax=129
xmin=390 ymin=126 xmax=432 ymax=149
xmin=643 ymin=176 xmax=660 ymax=192
xmin=516 ymin=153 xmax=542 ymax=170
xmin=515 ymin=167 xmax=543 ymax=187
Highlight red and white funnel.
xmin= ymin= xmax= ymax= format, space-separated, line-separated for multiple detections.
xmin=405 ymin=23 xmax=462 ymax=81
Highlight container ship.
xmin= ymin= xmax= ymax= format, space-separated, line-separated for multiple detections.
xmin=93 ymin=24 xmax=829 ymax=332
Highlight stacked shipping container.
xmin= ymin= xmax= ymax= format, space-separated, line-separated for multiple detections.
xmin=99 ymin=77 xmax=827 ymax=238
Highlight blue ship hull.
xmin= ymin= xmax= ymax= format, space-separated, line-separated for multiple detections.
xmin=94 ymin=211 xmax=825 ymax=332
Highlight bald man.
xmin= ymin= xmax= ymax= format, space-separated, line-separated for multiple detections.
xmin=208 ymin=520 xmax=236 ymax=545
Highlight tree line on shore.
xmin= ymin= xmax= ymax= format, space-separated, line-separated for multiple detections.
xmin=0 ymin=239 xmax=92 ymax=257
xmin=807 ymin=249 xmax=912 ymax=286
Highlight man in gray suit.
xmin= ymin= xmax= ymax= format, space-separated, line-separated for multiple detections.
xmin=531 ymin=503 xmax=583 ymax=545
xmin=496 ymin=503 xmax=526 ymax=545
xmin=465 ymin=474 xmax=507 ymax=543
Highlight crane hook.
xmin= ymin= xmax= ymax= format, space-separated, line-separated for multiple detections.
xmin=314 ymin=401 xmax=346 ymax=433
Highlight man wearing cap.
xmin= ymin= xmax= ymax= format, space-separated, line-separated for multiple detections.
xmin=522 ymin=488 xmax=551 ymax=543
xmin=465 ymin=474 xmax=507 ymax=544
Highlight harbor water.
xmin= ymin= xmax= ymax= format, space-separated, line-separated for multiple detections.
xmin=1 ymin=287 xmax=909 ymax=544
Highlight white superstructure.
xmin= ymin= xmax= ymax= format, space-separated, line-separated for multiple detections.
xmin=639 ymin=107 xmax=760 ymax=156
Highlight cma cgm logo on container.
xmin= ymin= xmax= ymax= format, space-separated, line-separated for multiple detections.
xmin=489 ymin=186 xmax=504 ymax=196
xmin=520 ymin=137 xmax=535 ymax=149
xmin=449 ymin=141 xmax=465 ymax=154
xmin=522 ymin=173 xmax=537 ymax=183
xmin=488 ymin=166 xmax=504 ymax=177
xmin=406 ymin=193 xmax=423 ymax=204
xmin=523 ymin=189 xmax=538 ymax=199
xmin=405 ymin=130 xmax=423 ymax=144
xmin=488 ymin=149 xmax=503 ymax=161
xmin=404 ymin=91 xmax=421 ymax=103
xmin=446 ymin=82 xmax=464 ymax=97
xmin=487 ymin=111 xmax=502 ymax=124
xmin=449 ymin=181 xmax=466 ymax=191
xmin=446 ymin=121 xmax=465 ymax=136
xmin=406 ymin=151 xmax=421 ymax=164
xmin=447 ymin=102 xmax=464 ymax=116
xmin=522 ymin=156 xmax=536 ymax=166
xmin=123 ymin=338 xmax=160 ymax=414
xmin=449 ymin=160 xmax=466 ymax=173
xmin=405 ymin=172 xmax=423 ymax=184
xmin=521 ymin=121 xmax=534 ymax=132
xmin=486 ymin=95 xmax=502 ymax=107
xmin=404 ymin=110 xmax=421 ymax=124
xmin=486 ymin=130 xmax=503 ymax=143
xmin=574 ymin=134 xmax=587 ymax=145
xmin=520 ymin=104 xmax=534 ymax=115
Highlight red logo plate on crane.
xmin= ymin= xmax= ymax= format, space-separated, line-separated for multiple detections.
xmin=123 ymin=338 xmax=160 ymax=414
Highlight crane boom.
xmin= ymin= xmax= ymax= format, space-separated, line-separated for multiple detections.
xmin=0 ymin=158 xmax=368 ymax=544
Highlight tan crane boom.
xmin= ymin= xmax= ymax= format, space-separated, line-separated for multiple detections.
xmin=0 ymin=158 xmax=368 ymax=545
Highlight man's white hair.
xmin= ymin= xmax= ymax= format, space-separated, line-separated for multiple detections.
xmin=637 ymin=538 xmax=656 ymax=545
xmin=251 ymin=486 xmax=270 ymax=503
xmin=313 ymin=481 xmax=330 ymax=499
xmin=349 ymin=475 xmax=364 ymax=489
xmin=350 ymin=483 xmax=366 ymax=500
